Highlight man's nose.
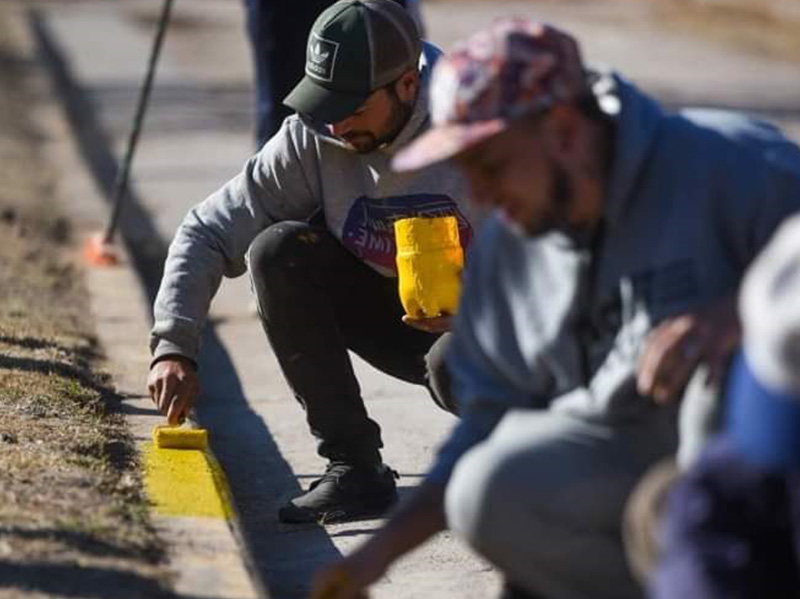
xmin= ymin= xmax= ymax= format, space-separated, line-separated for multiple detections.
xmin=329 ymin=117 xmax=353 ymax=137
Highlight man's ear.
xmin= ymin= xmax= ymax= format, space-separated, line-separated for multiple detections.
xmin=395 ymin=69 xmax=419 ymax=104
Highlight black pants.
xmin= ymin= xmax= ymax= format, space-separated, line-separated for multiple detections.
xmin=248 ymin=221 xmax=456 ymax=465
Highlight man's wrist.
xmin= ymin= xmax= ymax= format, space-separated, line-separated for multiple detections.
xmin=150 ymin=354 xmax=198 ymax=371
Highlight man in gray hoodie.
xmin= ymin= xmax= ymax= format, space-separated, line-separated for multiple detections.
xmin=147 ymin=0 xmax=475 ymax=524
xmin=310 ymin=18 xmax=800 ymax=599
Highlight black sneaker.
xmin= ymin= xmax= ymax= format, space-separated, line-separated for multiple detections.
xmin=499 ymin=582 xmax=544 ymax=599
xmin=278 ymin=461 xmax=399 ymax=524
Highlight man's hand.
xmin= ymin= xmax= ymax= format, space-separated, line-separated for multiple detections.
xmin=637 ymin=296 xmax=741 ymax=404
xmin=402 ymin=314 xmax=453 ymax=334
xmin=147 ymin=356 xmax=199 ymax=425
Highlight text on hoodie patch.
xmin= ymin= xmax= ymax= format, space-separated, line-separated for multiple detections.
xmin=341 ymin=194 xmax=473 ymax=273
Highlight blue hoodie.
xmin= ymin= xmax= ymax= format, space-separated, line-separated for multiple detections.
xmin=428 ymin=72 xmax=800 ymax=484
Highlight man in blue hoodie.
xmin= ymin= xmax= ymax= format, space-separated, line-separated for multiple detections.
xmin=310 ymin=18 xmax=800 ymax=599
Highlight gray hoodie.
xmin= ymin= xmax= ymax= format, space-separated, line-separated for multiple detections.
xmin=150 ymin=43 xmax=475 ymax=362
xmin=428 ymin=72 xmax=800 ymax=484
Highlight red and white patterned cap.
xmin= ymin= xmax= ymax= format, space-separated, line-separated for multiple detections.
xmin=393 ymin=18 xmax=586 ymax=171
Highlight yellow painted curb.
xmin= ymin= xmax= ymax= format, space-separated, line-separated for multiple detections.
xmin=144 ymin=442 xmax=234 ymax=519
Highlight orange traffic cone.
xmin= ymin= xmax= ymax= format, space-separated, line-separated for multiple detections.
xmin=83 ymin=232 xmax=120 ymax=267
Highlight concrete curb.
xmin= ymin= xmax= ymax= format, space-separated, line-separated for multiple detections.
xmin=84 ymin=253 xmax=260 ymax=599
xmin=15 ymin=5 xmax=264 ymax=598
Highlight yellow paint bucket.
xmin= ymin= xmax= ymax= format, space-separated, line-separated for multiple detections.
xmin=394 ymin=215 xmax=464 ymax=319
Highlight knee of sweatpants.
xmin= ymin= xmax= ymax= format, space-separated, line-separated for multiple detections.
xmin=248 ymin=221 xmax=322 ymax=285
xmin=445 ymin=440 xmax=514 ymax=557
xmin=425 ymin=333 xmax=459 ymax=415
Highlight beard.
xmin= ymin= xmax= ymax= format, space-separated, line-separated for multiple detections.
xmin=340 ymin=90 xmax=413 ymax=154
xmin=339 ymin=132 xmax=381 ymax=153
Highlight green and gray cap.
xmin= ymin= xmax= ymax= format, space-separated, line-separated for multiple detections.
xmin=283 ymin=0 xmax=422 ymax=124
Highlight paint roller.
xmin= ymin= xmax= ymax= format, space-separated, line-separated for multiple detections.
xmin=153 ymin=425 xmax=208 ymax=450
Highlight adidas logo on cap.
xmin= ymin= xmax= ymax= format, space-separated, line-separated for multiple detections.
xmin=306 ymin=33 xmax=340 ymax=82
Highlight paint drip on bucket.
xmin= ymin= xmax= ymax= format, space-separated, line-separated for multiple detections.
xmin=394 ymin=215 xmax=464 ymax=319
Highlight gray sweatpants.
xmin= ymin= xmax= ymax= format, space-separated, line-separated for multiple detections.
xmin=444 ymin=406 xmax=678 ymax=599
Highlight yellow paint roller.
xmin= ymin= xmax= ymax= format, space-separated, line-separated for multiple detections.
xmin=153 ymin=425 xmax=208 ymax=450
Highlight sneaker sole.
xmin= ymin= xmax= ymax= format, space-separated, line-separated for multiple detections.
xmin=278 ymin=494 xmax=397 ymax=525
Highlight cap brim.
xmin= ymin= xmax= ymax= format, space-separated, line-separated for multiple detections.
xmin=283 ymin=76 xmax=370 ymax=124
xmin=727 ymin=351 xmax=800 ymax=469
xmin=392 ymin=119 xmax=509 ymax=172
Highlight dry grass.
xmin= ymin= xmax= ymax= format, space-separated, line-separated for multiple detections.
xmin=0 ymin=5 xmax=171 ymax=597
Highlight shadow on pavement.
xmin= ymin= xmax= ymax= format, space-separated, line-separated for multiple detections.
xmin=29 ymin=8 xmax=341 ymax=598
xmin=0 ymin=354 xmax=113 ymax=398
xmin=0 ymin=560 xmax=175 ymax=599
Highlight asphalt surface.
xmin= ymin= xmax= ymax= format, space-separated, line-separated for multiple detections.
xmin=29 ymin=0 xmax=800 ymax=597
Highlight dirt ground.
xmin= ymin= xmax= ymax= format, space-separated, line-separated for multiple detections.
xmin=430 ymin=0 xmax=800 ymax=61
xmin=655 ymin=0 xmax=800 ymax=61
xmin=0 ymin=5 xmax=173 ymax=598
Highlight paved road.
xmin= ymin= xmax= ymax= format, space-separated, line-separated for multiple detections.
xmin=32 ymin=0 xmax=800 ymax=597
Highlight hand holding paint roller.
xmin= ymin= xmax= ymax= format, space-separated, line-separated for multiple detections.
xmin=394 ymin=215 xmax=464 ymax=333
xmin=147 ymin=355 xmax=199 ymax=426
xmin=148 ymin=358 xmax=208 ymax=451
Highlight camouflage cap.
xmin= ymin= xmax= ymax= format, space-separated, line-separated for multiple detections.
xmin=393 ymin=18 xmax=586 ymax=172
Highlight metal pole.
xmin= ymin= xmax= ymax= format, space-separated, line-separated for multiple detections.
xmin=103 ymin=0 xmax=175 ymax=243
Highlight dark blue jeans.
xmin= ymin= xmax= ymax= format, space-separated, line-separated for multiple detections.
xmin=243 ymin=0 xmax=332 ymax=148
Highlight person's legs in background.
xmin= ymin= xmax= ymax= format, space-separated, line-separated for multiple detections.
xmin=243 ymin=0 xmax=332 ymax=148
